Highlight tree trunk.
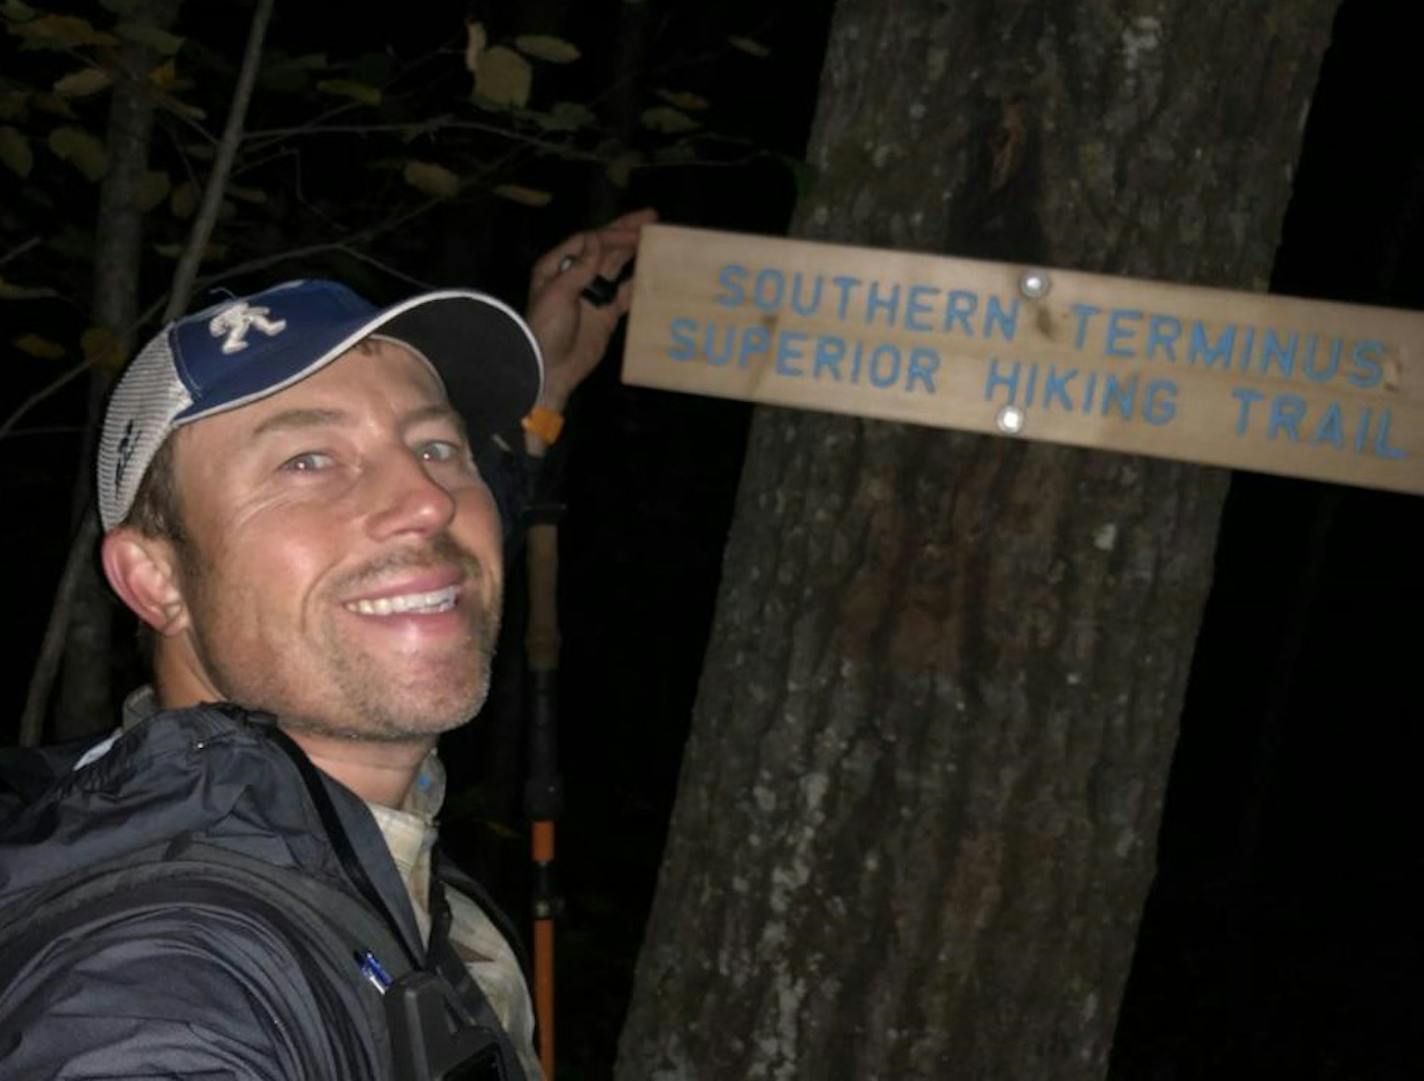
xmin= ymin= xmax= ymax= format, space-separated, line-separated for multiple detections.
xmin=52 ymin=0 xmax=180 ymax=739
xmin=616 ymin=1 xmax=1336 ymax=1078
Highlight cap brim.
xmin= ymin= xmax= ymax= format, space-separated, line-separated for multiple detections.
xmin=378 ymin=292 xmax=543 ymax=442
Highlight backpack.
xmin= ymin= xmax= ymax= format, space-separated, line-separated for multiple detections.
xmin=0 ymin=713 xmax=529 ymax=1081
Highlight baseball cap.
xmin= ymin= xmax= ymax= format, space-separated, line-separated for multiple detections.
xmin=97 ymin=279 xmax=543 ymax=531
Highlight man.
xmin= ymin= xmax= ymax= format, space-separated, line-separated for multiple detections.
xmin=0 ymin=209 xmax=655 ymax=1080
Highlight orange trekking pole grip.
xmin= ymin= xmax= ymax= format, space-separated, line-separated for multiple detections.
xmin=524 ymin=517 xmax=562 ymax=1080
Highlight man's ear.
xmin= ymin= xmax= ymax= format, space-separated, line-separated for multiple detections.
xmin=101 ymin=528 xmax=189 ymax=636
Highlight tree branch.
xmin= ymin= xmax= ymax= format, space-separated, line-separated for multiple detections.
xmin=0 ymin=356 xmax=99 ymax=442
xmin=18 ymin=510 xmax=99 ymax=747
xmin=18 ymin=0 xmax=276 ymax=746
xmin=0 ymin=236 xmax=41 ymax=267
xmin=164 ymin=0 xmax=275 ymax=321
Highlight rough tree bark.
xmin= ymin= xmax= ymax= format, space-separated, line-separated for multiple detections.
xmin=51 ymin=0 xmax=180 ymax=739
xmin=617 ymin=1 xmax=1336 ymax=1078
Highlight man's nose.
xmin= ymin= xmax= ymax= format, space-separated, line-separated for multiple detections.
xmin=363 ymin=449 xmax=456 ymax=540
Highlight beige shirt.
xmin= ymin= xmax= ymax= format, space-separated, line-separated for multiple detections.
xmin=366 ymin=752 xmax=543 ymax=1081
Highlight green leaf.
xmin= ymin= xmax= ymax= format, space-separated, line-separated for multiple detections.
xmin=2 ymin=0 xmax=36 ymax=21
xmin=473 ymin=45 xmax=531 ymax=108
xmin=532 ymin=100 xmax=596 ymax=132
xmin=54 ymin=67 xmax=113 ymax=98
xmin=514 ymin=34 xmax=580 ymax=63
xmin=493 ymin=184 xmax=552 ymax=207
xmin=153 ymin=240 xmax=226 ymax=261
xmin=258 ymin=51 xmax=327 ymax=93
xmin=12 ymin=14 xmax=118 ymax=49
xmin=47 ymin=125 xmax=107 ymax=181
xmin=640 ymin=105 xmax=699 ymax=134
xmin=131 ymin=169 xmax=168 ymax=212
xmin=13 ymin=333 xmax=65 ymax=359
xmin=147 ymin=59 xmax=176 ymax=87
xmin=32 ymin=93 xmax=77 ymax=119
xmin=81 ymin=325 xmax=123 ymax=370
xmin=402 ymin=160 xmax=460 ymax=199
xmin=316 ymin=79 xmax=381 ymax=106
xmin=463 ymin=21 xmax=487 ymax=75
xmin=0 ymin=275 xmax=57 ymax=300
xmin=656 ymin=88 xmax=709 ymax=111
xmin=227 ymin=184 xmax=267 ymax=205
xmin=605 ymin=151 xmax=643 ymax=189
xmin=0 ymin=125 xmax=32 ymax=178
xmin=727 ymin=36 xmax=771 ymax=58
xmin=116 ymin=20 xmax=184 ymax=55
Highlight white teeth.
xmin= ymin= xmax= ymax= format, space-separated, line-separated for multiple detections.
xmin=345 ymin=586 xmax=458 ymax=616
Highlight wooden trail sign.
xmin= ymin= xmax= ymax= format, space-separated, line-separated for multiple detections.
xmin=622 ymin=225 xmax=1424 ymax=496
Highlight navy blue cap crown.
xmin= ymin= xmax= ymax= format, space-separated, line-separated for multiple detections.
xmin=98 ymin=279 xmax=543 ymax=530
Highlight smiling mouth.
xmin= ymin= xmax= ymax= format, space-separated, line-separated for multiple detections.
xmin=343 ymin=585 xmax=459 ymax=617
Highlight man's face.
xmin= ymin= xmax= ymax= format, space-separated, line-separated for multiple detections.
xmin=162 ymin=339 xmax=504 ymax=742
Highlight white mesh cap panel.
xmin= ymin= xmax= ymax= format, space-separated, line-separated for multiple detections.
xmin=96 ymin=329 xmax=194 ymax=531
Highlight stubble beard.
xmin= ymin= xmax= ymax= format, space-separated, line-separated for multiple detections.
xmin=182 ymin=533 xmax=503 ymax=743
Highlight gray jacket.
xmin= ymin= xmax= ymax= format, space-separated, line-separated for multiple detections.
xmin=0 ymin=703 xmax=526 ymax=1080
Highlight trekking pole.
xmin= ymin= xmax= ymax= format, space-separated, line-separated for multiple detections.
xmin=524 ymin=508 xmax=563 ymax=1080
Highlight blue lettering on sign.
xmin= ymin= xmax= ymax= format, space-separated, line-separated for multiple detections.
xmin=1105 ymin=309 xmax=1142 ymax=358
xmin=1235 ymin=327 xmax=1256 ymax=373
xmin=1311 ymin=402 xmax=1345 ymax=448
xmin=984 ymin=295 xmax=1020 ymax=342
xmin=1267 ymin=393 xmax=1306 ymax=440
xmin=814 ymin=336 xmax=845 ymax=381
xmin=1188 ymin=324 xmax=1236 ymax=369
xmin=775 ymin=331 xmax=807 ymax=377
xmin=1354 ymin=407 xmax=1372 ymax=453
xmin=1227 ymin=388 xmax=1405 ymax=460
xmin=753 ymin=269 xmax=785 ymax=312
xmin=668 ymin=318 xmax=696 ymax=360
xmin=981 ymin=358 xmax=1177 ymax=426
xmin=1260 ymin=330 xmax=1297 ymax=379
xmin=715 ymin=265 xmax=748 ymax=307
xmin=906 ymin=348 xmax=940 ymax=393
xmin=905 ymin=285 xmax=938 ymax=332
xmin=1081 ymin=371 xmax=1099 ymax=413
xmin=831 ymin=276 xmax=861 ymax=320
xmin=1043 ymin=366 xmax=1076 ymax=410
xmin=705 ymin=323 xmax=735 ymax=366
xmin=985 ymin=358 xmax=1021 ymax=403
xmin=1143 ymin=380 xmax=1177 ymax=425
xmin=869 ymin=344 xmax=901 ymax=388
xmin=1302 ymin=335 xmax=1341 ymax=384
xmin=865 ymin=281 xmax=901 ymax=326
xmin=1232 ymin=387 xmax=1264 ymax=435
xmin=791 ymin=273 xmax=823 ymax=317
xmin=945 ymin=290 xmax=978 ymax=335
xmin=738 ymin=325 xmax=770 ymax=367
xmin=1373 ymin=409 xmax=1406 ymax=459
xmin=1070 ymin=304 xmax=1100 ymax=350
xmin=1101 ymin=374 xmax=1137 ymax=420
xmin=1347 ymin=340 xmax=1384 ymax=389
xmin=668 ymin=317 xmax=947 ymax=396
xmin=1146 ymin=315 xmax=1182 ymax=361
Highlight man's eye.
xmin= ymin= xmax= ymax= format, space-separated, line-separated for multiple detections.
xmin=419 ymin=440 xmax=461 ymax=463
xmin=281 ymin=451 xmax=333 ymax=472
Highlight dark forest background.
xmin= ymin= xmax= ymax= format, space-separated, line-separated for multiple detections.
xmin=2 ymin=0 xmax=1421 ymax=1076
